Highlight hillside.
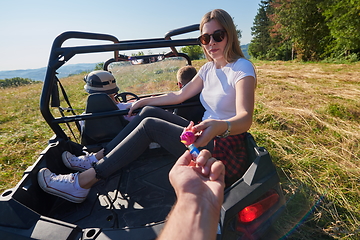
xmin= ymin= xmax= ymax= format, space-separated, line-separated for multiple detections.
xmin=0 ymin=61 xmax=359 ymax=239
xmin=0 ymin=63 xmax=98 ymax=81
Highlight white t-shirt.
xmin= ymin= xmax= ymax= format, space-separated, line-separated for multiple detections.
xmin=198 ymin=58 xmax=256 ymax=120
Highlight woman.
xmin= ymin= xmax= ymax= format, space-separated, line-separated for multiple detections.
xmin=38 ymin=9 xmax=257 ymax=203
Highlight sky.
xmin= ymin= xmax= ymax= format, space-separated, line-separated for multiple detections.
xmin=0 ymin=0 xmax=262 ymax=71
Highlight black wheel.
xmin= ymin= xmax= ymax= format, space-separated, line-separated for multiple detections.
xmin=116 ymin=92 xmax=140 ymax=103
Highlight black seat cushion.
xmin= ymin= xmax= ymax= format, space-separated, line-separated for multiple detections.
xmin=174 ymin=93 xmax=205 ymax=123
xmin=81 ymin=93 xmax=128 ymax=146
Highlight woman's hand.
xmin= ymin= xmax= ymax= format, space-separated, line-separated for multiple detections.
xmin=191 ymin=119 xmax=228 ymax=147
xmin=183 ymin=121 xmax=196 ymax=133
xmin=127 ymin=98 xmax=147 ymax=116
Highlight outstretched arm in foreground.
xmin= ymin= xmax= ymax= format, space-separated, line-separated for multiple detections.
xmin=157 ymin=149 xmax=225 ymax=240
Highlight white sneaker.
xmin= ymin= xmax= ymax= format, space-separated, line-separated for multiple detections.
xmin=37 ymin=168 xmax=90 ymax=203
xmin=62 ymin=151 xmax=96 ymax=171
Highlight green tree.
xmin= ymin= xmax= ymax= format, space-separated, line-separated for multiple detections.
xmin=180 ymin=45 xmax=204 ymax=60
xmin=249 ymin=0 xmax=272 ymax=59
xmin=275 ymin=0 xmax=331 ymax=61
xmin=249 ymin=0 xmax=359 ymax=61
xmin=320 ymin=0 xmax=360 ymax=58
xmin=0 ymin=77 xmax=40 ymax=88
xmin=94 ymin=62 xmax=104 ymax=70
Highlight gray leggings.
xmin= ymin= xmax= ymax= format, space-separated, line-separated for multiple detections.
xmin=93 ymin=106 xmax=191 ymax=179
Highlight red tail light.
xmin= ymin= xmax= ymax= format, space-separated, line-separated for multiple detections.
xmin=238 ymin=191 xmax=279 ymax=223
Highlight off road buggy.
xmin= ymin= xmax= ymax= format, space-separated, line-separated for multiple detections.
xmin=0 ymin=24 xmax=285 ymax=240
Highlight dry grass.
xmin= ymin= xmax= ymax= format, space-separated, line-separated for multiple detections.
xmin=251 ymin=61 xmax=360 ymax=239
xmin=0 ymin=60 xmax=359 ymax=239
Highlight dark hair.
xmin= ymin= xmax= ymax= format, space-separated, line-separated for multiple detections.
xmin=177 ymin=66 xmax=197 ymax=86
xmin=200 ymin=9 xmax=245 ymax=63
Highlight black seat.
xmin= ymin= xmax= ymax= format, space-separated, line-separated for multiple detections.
xmin=174 ymin=93 xmax=205 ymax=123
xmin=81 ymin=93 xmax=128 ymax=148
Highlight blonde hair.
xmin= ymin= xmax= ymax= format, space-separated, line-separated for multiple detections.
xmin=200 ymin=9 xmax=245 ymax=63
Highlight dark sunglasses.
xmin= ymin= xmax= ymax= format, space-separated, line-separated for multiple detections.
xmin=198 ymin=30 xmax=226 ymax=45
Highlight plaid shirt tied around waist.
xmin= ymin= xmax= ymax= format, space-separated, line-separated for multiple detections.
xmin=212 ymin=132 xmax=249 ymax=187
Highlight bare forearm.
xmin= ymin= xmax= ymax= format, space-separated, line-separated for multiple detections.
xmin=227 ymin=111 xmax=253 ymax=135
xmin=139 ymin=92 xmax=183 ymax=107
xmin=158 ymin=195 xmax=220 ymax=240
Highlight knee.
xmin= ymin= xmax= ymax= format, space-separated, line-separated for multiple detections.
xmin=142 ymin=106 xmax=157 ymax=112
xmin=140 ymin=117 xmax=158 ymax=128
xmin=138 ymin=106 xmax=161 ymax=118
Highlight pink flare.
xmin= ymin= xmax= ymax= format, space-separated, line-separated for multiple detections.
xmin=180 ymin=131 xmax=196 ymax=145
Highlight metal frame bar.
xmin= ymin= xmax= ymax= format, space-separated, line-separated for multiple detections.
xmin=40 ymin=24 xmax=200 ymax=139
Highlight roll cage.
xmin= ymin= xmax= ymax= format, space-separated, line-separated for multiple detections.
xmin=40 ymin=24 xmax=200 ymax=140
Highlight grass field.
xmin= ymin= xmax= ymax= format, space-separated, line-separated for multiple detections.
xmin=250 ymin=61 xmax=360 ymax=239
xmin=0 ymin=60 xmax=359 ymax=239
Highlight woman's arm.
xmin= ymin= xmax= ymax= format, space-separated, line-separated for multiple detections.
xmin=193 ymin=75 xmax=256 ymax=147
xmin=128 ymin=74 xmax=203 ymax=115
xmin=227 ymin=75 xmax=256 ymax=134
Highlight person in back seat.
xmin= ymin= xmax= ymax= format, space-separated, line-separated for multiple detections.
xmin=176 ymin=65 xmax=197 ymax=89
xmin=173 ymin=66 xmax=205 ymax=123
xmin=81 ymin=70 xmax=135 ymax=127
